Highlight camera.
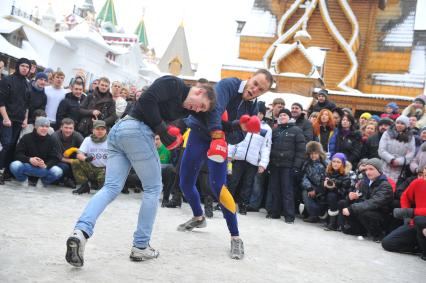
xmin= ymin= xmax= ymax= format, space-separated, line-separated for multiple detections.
xmin=326 ymin=179 xmax=335 ymax=187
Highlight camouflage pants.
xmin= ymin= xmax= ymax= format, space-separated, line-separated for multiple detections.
xmin=71 ymin=160 xmax=105 ymax=187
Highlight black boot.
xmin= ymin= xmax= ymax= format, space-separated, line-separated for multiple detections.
xmin=204 ymin=196 xmax=213 ymax=218
xmin=324 ymin=215 xmax=339 ymax=231
xmin=165 ymin=197 xmax=182 ymax=208
xmin=134 ymin=186 xmax=142 ymax=193
xmin=121 ymin=186 xmax=130 ymax=194
xmin=239 ymin=203 xmax=247 ymax=215
xmin=72 ymin=182 xmax=90 ymax=195
xmin=63 ymin=178 xmax=76 ymax=189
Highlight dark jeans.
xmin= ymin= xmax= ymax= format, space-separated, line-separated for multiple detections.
xmin=0 ymin=119 xmax=22 ymax=170
xmin=197 ymin=170 xmax=215 ymax=203
xmin=249 ymin=171 xmax=268 ymax=209
xmin=382 ymin=216 xmax=426 ymax=255
xmin=302 ymin=190 xmax=327 ymax=217
xmin=325 ymin=191 xmax=339 ymax=211
xmin=57 ymin=162 xmax=73 ymax=179
xmin=270 ymin=166 xmax=294 ymax=219
xmin=228 ymin=160 xmax=258 ymax=205
xmin=161 ymin=164 xmax=176 ymax=202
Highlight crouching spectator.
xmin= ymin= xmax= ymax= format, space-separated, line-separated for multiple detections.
xmin=71 ymin=120 xmax=108 ymax=194
xmin=340 ymin=158 xmax=394 ymax=242
xmin=10 ymin=117 xmax=63 ymax=186
xmin=300 ymin=141 xmax=328 ymax=223
xmin=382 ymin=166 xmax=426 ymax=261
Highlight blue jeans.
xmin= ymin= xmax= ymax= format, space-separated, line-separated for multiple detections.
xmin=0 ymin=119 xmax=22 ymax=169
xmin=249 ymin=171 xmax=268 ymax=209
xmin=74 ymin=117 xmax=162 ymax=248
xmin=9 ymin=161 xmax=63 ymax=184
xmin=302 ymin=190 xmax=327 ymax=217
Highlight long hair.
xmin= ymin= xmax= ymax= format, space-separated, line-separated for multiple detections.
xmin=313 ymin=109 xmax=335 ymax=136
xmin=338 ymin=112 xmax=356 ymax=132
xmin=326 ymin=161 xmax=346 ymax=175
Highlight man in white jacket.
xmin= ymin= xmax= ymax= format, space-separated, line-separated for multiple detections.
xmin=227 ymin=107 xmax=272 ymax=214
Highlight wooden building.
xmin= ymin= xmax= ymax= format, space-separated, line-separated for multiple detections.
xmin=220 ymin=0 xmax=426 ymax=115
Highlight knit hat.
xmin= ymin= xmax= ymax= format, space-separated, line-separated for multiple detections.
xmin=414 ymin=95 xmax=426 ymax=106
xmin=278 ymin=108 xmax=292 ymax=117
xmin=15 ymin=57 xmax=31 ymax=70
xmin=371 ymin=115 xmax=380 ymax=122
xmin=35 ymin=72 xmax=48 ymax=81
xmin=93 ymin=120 xmax=106 ymax=129
xmin=378 ymin=117 xmax=394 ymax=127
xmin=365 ymin=158 xmax=383 ymax=174
xmin=396 ymin=115 xmax=409 ymax=127
xmin=342 ymin=108 xmax=353 ymax=117
xmin=420 ymin=126 xmax=426 ymax=134
xmin=318 ymin=89 xmax=328 ymax=97
xmin=331 ymin=153 xmax=347 ymax=166
xmin=360 ymin=112 xmax=372 ymax=120
xmin=34 ymin=116 xmax=50 ymax=128
xmin=292 ymin=102 xmax=303 ymax=111
xmin=386 ymin=102 xmax=399 ymax=111
xmin=43 ymin=67 xmax=54 ymax=74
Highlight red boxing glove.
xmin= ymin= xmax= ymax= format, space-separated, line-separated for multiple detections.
xmin=239 ymin=115 xmax=260 ymax=133
xmin=166 ymin=126 xmax=183 ymax=150
xmin=207 ymin=138 xmax=228 ymax=163
xmin=221 ymin=111 xmax=229 ymax=122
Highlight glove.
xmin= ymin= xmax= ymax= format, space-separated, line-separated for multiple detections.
xmin=239 ymin=115 xmax=260 ymax=133
xmin=221 ymin=111 xmax=228 ymax=122
xmin=155 ymin=122 xmax=182 ymax=150
xmin=165 ymin=125 xmax=183 ymax=150
xmin=208 ymin=130 xmax=227 ymax=163
xmin=393 ymin=208 xmax=414 ymax=219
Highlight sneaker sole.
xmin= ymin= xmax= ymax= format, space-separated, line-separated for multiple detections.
xmin=66 ymin=237 xmax=84 ymax=267
xmin=129 ymin=252 xmax=159 ymax=262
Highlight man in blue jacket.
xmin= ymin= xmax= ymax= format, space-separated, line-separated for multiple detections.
xmin=178 ymin=69 xmax=273 ymax=259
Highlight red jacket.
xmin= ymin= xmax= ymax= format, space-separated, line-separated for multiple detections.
xmin=400 ymin=178 xmax=426 ymax=221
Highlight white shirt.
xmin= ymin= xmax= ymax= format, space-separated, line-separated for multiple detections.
xmin=79 ymin=137 xmax=108 ymax=167
xmin=44 ymin=86 xmax=67 ymax=123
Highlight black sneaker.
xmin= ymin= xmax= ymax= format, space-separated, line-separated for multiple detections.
xmin=303 ymin=216 xmax=319 ymax=223
xmin=284 ymin=217 xmax=295 ymax=224
xmin=28 ymin=177 xmax=38 ymax=187
xmin=204 ymin=200 xmax=213 ymax=218
xmin=134 ymin=186 xmax=142 ymax=193
xmin=121 ymin=187 xmax=130 ymax=194
xmin=246 ymin=206 xmax=259 ymax=212
xmin=63 ymin=178 xmax=76 ymax=189
xmin=266 ymin=213 xmax=280 ymax=219
xmin=72 ymin=183 xmax=90 ymax=195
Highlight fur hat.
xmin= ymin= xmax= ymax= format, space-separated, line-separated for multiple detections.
xmin=396 ymin=115 xmax=409 ymax=127
xmin=331 ymin=153 xmax=347 ymax=167
xmin=278 ymin=108 xmax=291 ymax=117
xmin=414 ymin=95 xmax=426 ymax=106
xmin=34 ymin=116 xmax=50 ymax=128
xmin=306 ymin=141 xmax=327 ymax=160
xmin=365 ymin=158 xmax=383 ymax=174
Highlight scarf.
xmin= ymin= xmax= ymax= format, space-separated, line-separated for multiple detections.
xmin=90 ymin=134 xmax=107 ymax=143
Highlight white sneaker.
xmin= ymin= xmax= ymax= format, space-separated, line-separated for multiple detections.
xmin=66 ymin=230 xmax=87 ymax=267
xmin=230 ymin=238 xmax=244 ymax=260
xmin=129 ymin=246 xmax=159 ymax=261
xmin=298 ymin=203 xmax=305 ymax=215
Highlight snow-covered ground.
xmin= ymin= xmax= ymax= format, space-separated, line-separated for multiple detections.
xmin=0 ymin=181 xmax=424 ymax=283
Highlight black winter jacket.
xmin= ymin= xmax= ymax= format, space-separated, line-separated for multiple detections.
xmin=56 ymin=92 xmax=85 ymax=126
xmin=0 ymin=66 xmax=30 ymax=122
xmin=361 ymin=132 xmax=382 ymax=159
xmin=15 ymin=130 xmax=61 ymax=169
xmin=28 ymin=82 xmax=47 ymax=124
xmin=270 ymin=123 xmax=306 ymax=169
xmin=349 ymin=175 xmax=393 ymax=215
xmin=333 ymin=130 xmax=362 ymax=166
xmin=295 ymin=114 xmax=313 ymax=142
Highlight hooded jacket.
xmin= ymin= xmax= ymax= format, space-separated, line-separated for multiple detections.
xmin=0 ymin=58 xmax=31 ymax=122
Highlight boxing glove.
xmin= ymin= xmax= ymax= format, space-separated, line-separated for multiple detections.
xmin=240 ymin=115 xmax=260 ymax=133
xmin=155 ymin=122 xmax=182 ymax=150
xmin=207 ymin=138 xmax=228 ymax=163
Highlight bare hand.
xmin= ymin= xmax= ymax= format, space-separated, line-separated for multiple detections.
xmin=342 ymin=208 xmax=350 ymax=216
xmin=2 ymin=118 xmax=11 ymax=127
xmin=308 ymin=191 xmax=316 ymax=198
xmin=258 ymin=166 xmax=265 ymax=174
xmin=92 ymin=110 xmax=101 ymax=117
xmin=22 ymin=119 xmax=28 ymax=128
xmin=348 ymin=192 xmax=359 ymax=201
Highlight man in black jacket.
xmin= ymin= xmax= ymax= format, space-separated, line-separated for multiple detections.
xmin=361 ymin=118 xmax=393 ymax=159
xmin=340 ymin=158 xmax=393 ymax=242
xmin=56 ymin=81 xmax=85 ymax=127
xmin=310 ymin=89 xmax=336 ymax=114
xmin=9 ymin=117 xmax=63 ymax=186
xmin=65 ymin=75 xmax=216 ymax=267
xmin=28 ymin=72 xmax=48 ymax=125
xmin=0 ymin=58 xmax=31 ymax=184
xmin=268 ymin=108 xmax=306 ymax=223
